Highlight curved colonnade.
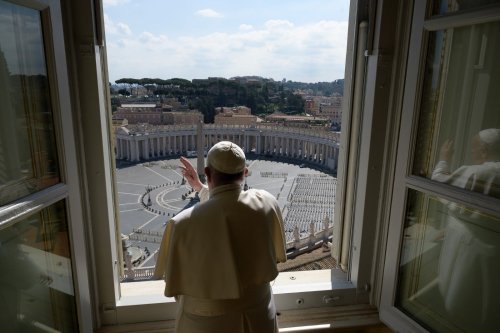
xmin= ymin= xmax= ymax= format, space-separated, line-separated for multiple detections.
xmin=115 ymin=124 xmax=340 ymax=172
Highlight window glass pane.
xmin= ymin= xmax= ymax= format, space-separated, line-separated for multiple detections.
xmin=431 ymin=0 xmax=500 ymax=16
xmin=396 ymin=189 xmax=500 ymax=332
xmin=0 ymin=1 xmax=60 ymax=206
xmin=413 ymin=21 xmax=500 ymax=199
xmin=0 ymin=200 xmax=78 ymax=331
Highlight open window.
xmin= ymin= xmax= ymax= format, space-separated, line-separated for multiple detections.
xmin=381 ymin=1 xmax=500 ymax=332
xmin=92 ymin=0 xmax=387 ymax=329
xmin=0 ymin=0 xmax=92 ymax=331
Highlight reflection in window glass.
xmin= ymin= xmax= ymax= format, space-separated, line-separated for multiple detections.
xmin=431 ymin=0 xmax=500 ymax=16
xmin=0 ymin=200 xmax=78 ymax=332
xmin=396 ymin=189 xmax=500 ymax=332
xmin=412 ymin=21 xmax=500 ymax=199
xmin=0 ymin=0 xmax=60 ymax=206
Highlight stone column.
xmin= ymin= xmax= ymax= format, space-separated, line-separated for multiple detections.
xmin=144 ymin=139 xmax=149 ymax=160
xmin=133 ymin=140 xmax=139 ymax=161
xmin=127 ymin=138 xmax=133 ymax=161
xmin=150 ymin=137 xmax=156 ymax=158
xmin=121 ymin=139 xmax=126 ymax=160
xmin=153 ymin=137 xmax=157 ymax=158
xmin=196 ymin=122 xmax=204 ymax=177
xmin=115 ymin=138 xmax=121 ymax=159
xmin=116 ymin=138 xmax=120 ymax=160
xmin=123 ymin=138 xmax=127 ymax=160
xmin=151 ymin=138 xmax=155 ymax=158
xmin=122 ymin=139 xmax=126 ymax=159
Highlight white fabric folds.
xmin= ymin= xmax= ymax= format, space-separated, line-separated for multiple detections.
xmin=153 ymin=183 xmax=286 ymax=332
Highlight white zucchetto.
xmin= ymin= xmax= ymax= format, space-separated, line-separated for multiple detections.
xmin=206 ymin=141 xmax=246 ymax=174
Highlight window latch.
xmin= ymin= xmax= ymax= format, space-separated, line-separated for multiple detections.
xmin=323 ymin=295 xmax=341 ymax=304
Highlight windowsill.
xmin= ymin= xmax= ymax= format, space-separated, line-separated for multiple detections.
xmin=273 ymin=269 xmax=353 ymax=293
xmin=112 ymin=269 xmax=361 ymax=326
xmin=118 ymin=280 xmax=175 ymax=306
xmin=118 ymin=269 xmax=353 ymax=306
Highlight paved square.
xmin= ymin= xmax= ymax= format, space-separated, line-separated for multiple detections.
xmin=116 ymin=157 xmax=336 ymax=269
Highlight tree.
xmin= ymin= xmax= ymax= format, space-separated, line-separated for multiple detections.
xmin=118 ymin=89 xmax=130 ymax=96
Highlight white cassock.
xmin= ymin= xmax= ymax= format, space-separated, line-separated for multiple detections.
xmin=432 ymin=161 xmax=500 ymax=331
xmin=154 ymin=183 xmax=287 ymax=333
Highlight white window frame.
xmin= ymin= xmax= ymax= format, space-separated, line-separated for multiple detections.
xmin=0 ymin=0 xmax=92 ymax=331
xmin=96 ymin=0 xmax=365 ymax=322
xmin=379 ymin=2 xmax=500 ymax=332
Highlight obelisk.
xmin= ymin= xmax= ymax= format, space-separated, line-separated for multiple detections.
xmin=196 ymin=120 xmax=205 ymax=182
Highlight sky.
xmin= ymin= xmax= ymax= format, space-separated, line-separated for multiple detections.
xmin=103 ymin=0 xmax=350 ymax=84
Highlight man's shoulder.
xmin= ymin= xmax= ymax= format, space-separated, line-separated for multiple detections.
xmin=171 ymin=206 xmax=195 ymax=224
xmin=246 ymin=188 xmax=273 ymax=197
xmin=173 ymin=198 xmax=219 ymax=223
xmin=241 ymin=188 xmax=278 ymax=205
xmin=456 ymin=162 xmax=500 ymax=176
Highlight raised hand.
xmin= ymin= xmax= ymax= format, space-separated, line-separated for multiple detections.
xmin=439 ymin=139 xmax=454 ymax=163
xmin=180 ymin=156 xmax=203 ymax=192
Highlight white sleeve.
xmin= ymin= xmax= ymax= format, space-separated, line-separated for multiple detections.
xmin=432 ymin=160 xmax=452 ymax=183
xmin=198 ymin=184 xmax=209 ymax=202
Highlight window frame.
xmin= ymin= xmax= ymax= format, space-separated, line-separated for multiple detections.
xmin=109 ymin=0 xmax=363 ymax=321
xmin=379 ymin=2 xmax=500 ymax=332
xmin=0 ymin=0 xmax=93 ymax=331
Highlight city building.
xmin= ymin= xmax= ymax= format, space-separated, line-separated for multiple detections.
xmin=219 ymin=106 xmax=252 ymax=115
xmin=265 ymin=111 xmax=331 ymax=128
xmin=2 ymin=1 xmax=499 ymax=332
xmin=214 ymin=106 xmax=261 ymax=125
xmin=113 ymin=104 xmax=163 ymax=124
xmin=162 ymin=111 xmax=203 ymax=125
xmin=305 ymin=96 xmax=343 ymax=125
xmin=112 ymin=102 xmax=203 ymax=125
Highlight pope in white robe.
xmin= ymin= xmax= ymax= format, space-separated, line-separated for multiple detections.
xmin=432 ymin=129 xmax=500 ymax=331
xmin=154 ymin=141 xmax=287 ymax=333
